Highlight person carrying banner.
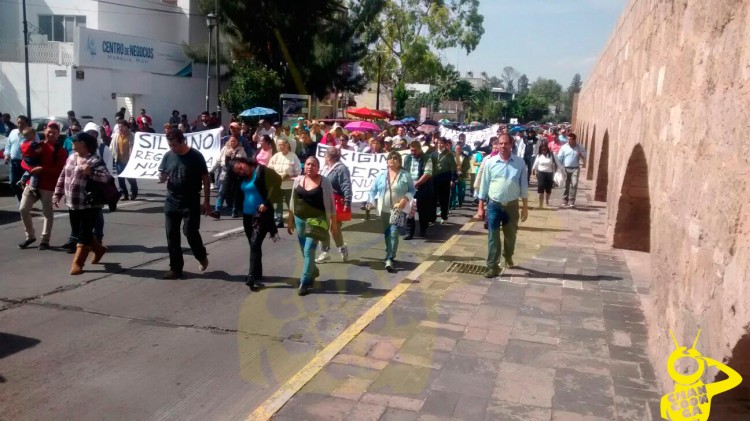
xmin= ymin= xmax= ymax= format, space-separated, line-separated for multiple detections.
xmin=111 ymin=120 xmax=138 ymax=200
xmin=403 ymin=140 xmax=433 ymax=240
xmin=316 ymin=148 xmax=352 ymax=263
xmin=158 ymin=129 xmax=211 ymax=279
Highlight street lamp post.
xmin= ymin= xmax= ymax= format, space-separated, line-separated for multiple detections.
xmin=215 ymin=0 xmax=222 ymax=125
xmin=205 ymin=13 xmax=216 ymax=113
xmin=22 ymin=0 xmax=32 ymax=119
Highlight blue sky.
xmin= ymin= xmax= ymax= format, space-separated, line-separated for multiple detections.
xmin=441 ymin=0 xmax=628 ymax=87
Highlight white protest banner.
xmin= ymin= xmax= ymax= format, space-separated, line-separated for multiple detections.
xmin=315 ymin=144 xmax=401 ymax=202
xmin=118 ymin=128 xmax=222 ymax=179
xmin=440 ymin=124 xmax=500 ymax=147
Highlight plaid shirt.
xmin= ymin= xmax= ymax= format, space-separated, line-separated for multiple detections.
xmin=54 ymin=153 xmax=112 ymax=209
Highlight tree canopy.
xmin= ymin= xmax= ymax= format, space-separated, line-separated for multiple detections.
xmin=361 ymin=0 xmax=485 ymax=85
xmin=204 ymin=0 xmax=383 ymax=98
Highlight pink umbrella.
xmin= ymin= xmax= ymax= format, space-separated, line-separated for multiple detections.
xmin=344 ymin=121 xmax=381 ymax=132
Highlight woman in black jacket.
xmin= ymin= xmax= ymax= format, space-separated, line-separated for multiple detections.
xmin=230 ymin=157 xmax=282 ymax=290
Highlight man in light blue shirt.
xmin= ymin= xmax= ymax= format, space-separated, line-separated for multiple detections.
xmin=556 ymin=133 xmax=586 ymax=207
xmin=477 ymin=134 xmax=529 ymax=278
xmin=3 ymin=115 xmax=30 ymax=203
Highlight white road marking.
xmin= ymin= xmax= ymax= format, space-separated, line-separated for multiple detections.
xmin=213 ymin=226 xmax=245 ymax=237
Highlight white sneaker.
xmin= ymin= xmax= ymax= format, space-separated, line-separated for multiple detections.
xmin=339 ymin=244 xmax=349 ymax=262
xmin=315 ymin=252 xmax=331 ymax=264
xmin=385 ymin=259 xmax=395 ymax=273
xmin=439 ymin=217 xmax=447 ymax=224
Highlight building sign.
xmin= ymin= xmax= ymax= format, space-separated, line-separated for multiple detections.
xmin=280 ymin=94 xmax=311 ymax=126
xmin=74 ymin=27 xmax=192 ymax=77
xmin=118 ymin=129 xmax=221 ymax=179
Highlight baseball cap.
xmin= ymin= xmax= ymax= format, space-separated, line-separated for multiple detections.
xmin=229 ymin=122 xmax=240 ymax=129
xmin=46 ymin=121 xmax=60 ymax=130
xmin=384 ymin=136 xmax=393 ymax=143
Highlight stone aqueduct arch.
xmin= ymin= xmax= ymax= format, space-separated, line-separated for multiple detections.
xmin=594 ymin=130 xmax=610 ymax=202
xmin=612 ymin=144 xmax=650 ymax=252
xmin=587 ymin=126 xmax=596 ymax=181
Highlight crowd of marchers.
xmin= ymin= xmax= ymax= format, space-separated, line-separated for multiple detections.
xmin=2 ymin=109 xmax=585 ymax=293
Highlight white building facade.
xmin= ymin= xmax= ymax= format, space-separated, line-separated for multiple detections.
xmin=1 ymin=0 xmax=213 ymax=127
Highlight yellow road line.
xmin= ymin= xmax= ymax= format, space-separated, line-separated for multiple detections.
xmin=247 ymin=219 xmax=477 ymax=421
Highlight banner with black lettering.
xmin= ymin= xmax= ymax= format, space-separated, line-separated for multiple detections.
xmin=315 ymin=144 xmax=406 ymax=202
xmin=118 ymin=128 xmax=222 ymax=179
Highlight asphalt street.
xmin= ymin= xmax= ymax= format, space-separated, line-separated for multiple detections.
xmin=0 ymin=180 xmax=476 ymax=420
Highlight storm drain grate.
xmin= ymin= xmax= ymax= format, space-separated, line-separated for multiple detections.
xmin=445 ymin=262 xmax=487 ymax=275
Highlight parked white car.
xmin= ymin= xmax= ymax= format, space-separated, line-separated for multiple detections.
xmin=0 ymin=134 xmax=9 ymax=182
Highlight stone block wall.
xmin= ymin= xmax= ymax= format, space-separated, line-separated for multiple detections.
xmin=575 ymin=0 xmax=750 ymax=405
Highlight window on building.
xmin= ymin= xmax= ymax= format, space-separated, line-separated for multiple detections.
xmin=38 ymin=15 xmax=86 ymax=42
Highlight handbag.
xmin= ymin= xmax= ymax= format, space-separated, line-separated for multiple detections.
xmin=387 ymin=172 xmax=406 ymax=227
xmin=84 ymin=161 xmax=120 ymax=211
xmin=304 ymin=217 xmax=329 ymax=242
xmin=333 ymin=193 xmax=352 ymax=222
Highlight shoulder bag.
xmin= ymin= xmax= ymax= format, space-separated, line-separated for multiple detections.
xmin=84 ymin=160 xmax=120 ymax=211
xmin=388 ymin=172 xmax=406 ymax=227
xmin=300 ymin=176 xmax=330 ymax=242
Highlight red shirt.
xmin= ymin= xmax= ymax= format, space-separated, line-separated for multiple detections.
xmin=21 ymin=139 xmax=68 ymax=191
xmin=136 ymin=115 xmax=152 ymax=131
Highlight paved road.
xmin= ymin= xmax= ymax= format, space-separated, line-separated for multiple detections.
xmin=0 ymin=180 xmax=476 ymax=420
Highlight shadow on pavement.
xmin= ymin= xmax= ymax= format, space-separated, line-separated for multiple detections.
xmin=513 ymin=266 xmax=622 ymax=282
xmin=104 ymin=244 xmax=170 ymax=254
xmin=0 ymin=332 xmax=41 ymax=359
xmin=311 ymin=278 xmax=389 ymax=298
xmin=342 ymin=218 xmax=385 ymax=234
xmin=518 ymin=226 xmax=570 ymax=233
xmin=100 ymin=262 xmax=234 ymax=281
xmin=114 ymin=206 xmax=166 ymax=214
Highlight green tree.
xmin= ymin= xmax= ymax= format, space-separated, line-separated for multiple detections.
xmin=480 ymin=71 xmax=503 ymax=89
xmin=362 ymin=0 xmax=485 ymax=85
xmin=501 ymin=66 xmax=519 ymax=93
xmin=469 ymin=87 xmax=502 ymax=123
xmin=404 ymin=91 xmax=440 ymax=117
xmin=393 ymin=80 xmax=409 ymax=118
xmin=221 ymin=61 xmax=284 ymax=115
xmin=529 ymin=77 xmax=563 ymax=105
xmin=559 ymin=73 xmax=583 ymax=121
xmin=205 ymin=0 xmax=383 ymax=98
xmin=450 ymin=79 xmax=475 ymax=101
xmin=506 ymin=94 xmax=547 ymax=123
xmin=517 ymin=74 xmax=529 ymax=96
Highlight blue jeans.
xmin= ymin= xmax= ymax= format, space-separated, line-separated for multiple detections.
xmin=486 ymin=200 xmax=519 ymax=268
xmin=381 ymin=212 xmax=399 ymax=261
xmin=294 ymin=216 xmax=319 ymax=286
xmin=563 ymin=167 xmax=580 ymax=203
xmin=275 ymin=189 xmax=292 ymax=222
xmin=115 ymin=161 xmax=138 ymax=198
xmin=9 ymin=159 xmax=24 ymax=203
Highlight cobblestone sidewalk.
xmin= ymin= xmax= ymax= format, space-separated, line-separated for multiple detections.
xmin=273 ymin=180 xmax=662 ymax=420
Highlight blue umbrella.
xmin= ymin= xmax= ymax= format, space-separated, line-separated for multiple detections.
xmin=239 ymin=107 xmax=277 ymax=117
xmin=401 ymin=116 xmax=416 ymax=123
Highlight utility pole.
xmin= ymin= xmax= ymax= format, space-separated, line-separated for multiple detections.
xmin=375 ymin=54 xmax=382 ymax=110
xmin=215 ymin=0 xmax=222 ymax=124
xmin=22 ymin=0 xmax=32 ymax=118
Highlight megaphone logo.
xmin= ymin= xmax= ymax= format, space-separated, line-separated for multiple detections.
xmin=660 ymin=329 xmax=742 ymax=420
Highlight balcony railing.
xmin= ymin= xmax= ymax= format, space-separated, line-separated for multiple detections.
xmin=0 ymin=41 xmax=74 ymax=66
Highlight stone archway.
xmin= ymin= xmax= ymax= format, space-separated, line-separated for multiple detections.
xmin=587 ymin=127 xmax=597 ymax=181
xmin=594 ymin=130 xmax=610 ymax=202
xmin=613 ymin=144 xmax=650 ymax=252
